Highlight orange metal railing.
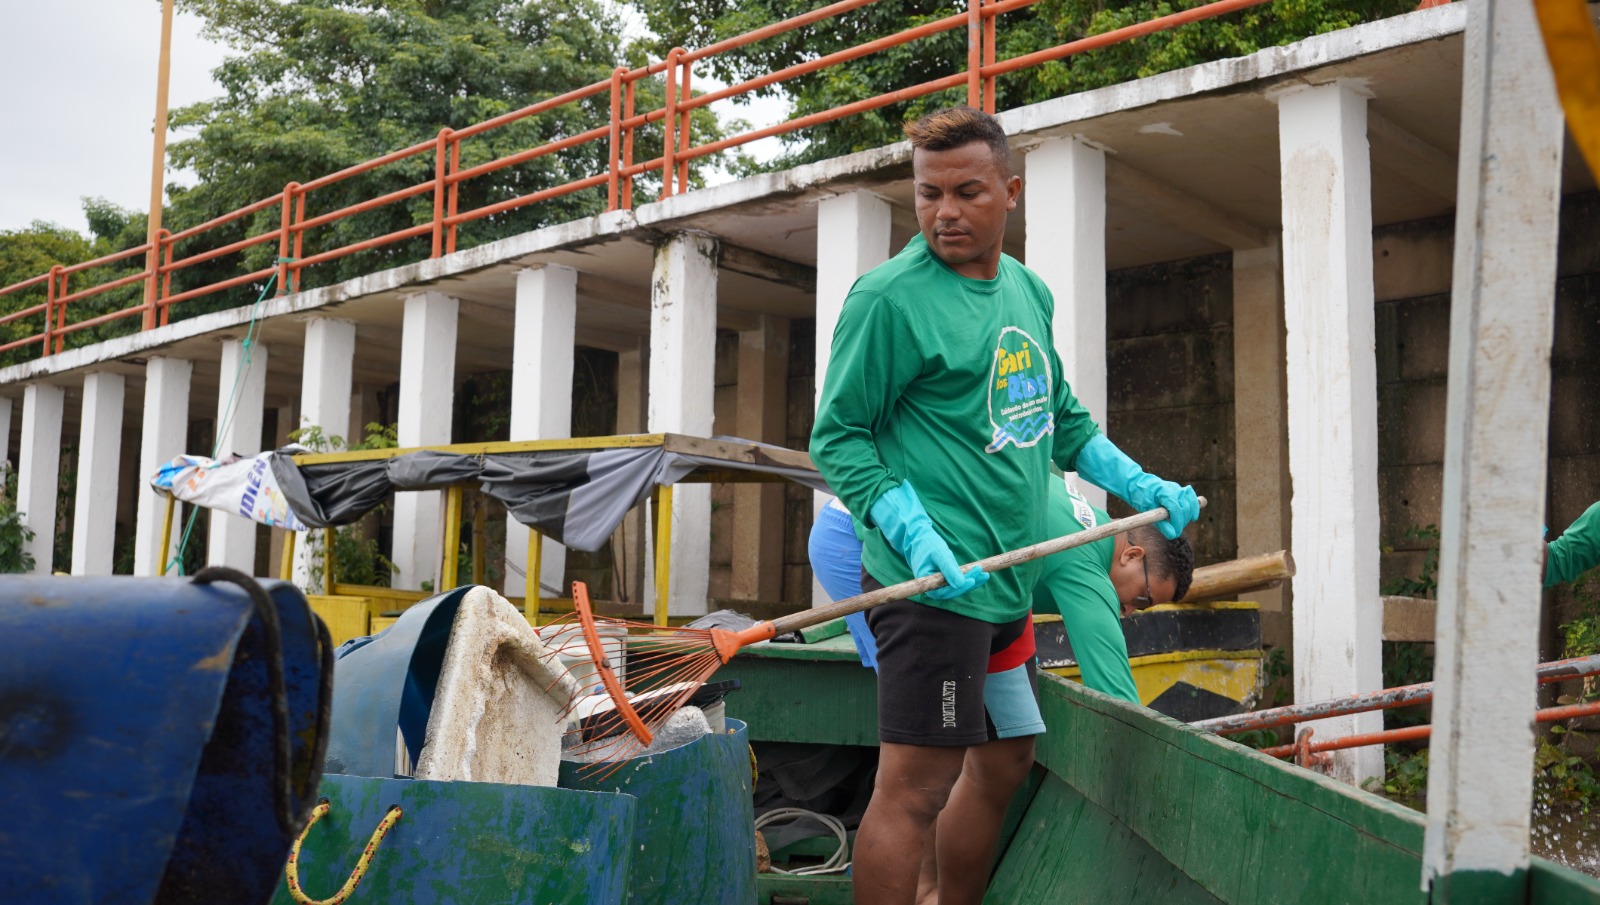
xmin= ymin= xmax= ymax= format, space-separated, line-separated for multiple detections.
xmin=0 ymin=0 xmax=1273 ymax=362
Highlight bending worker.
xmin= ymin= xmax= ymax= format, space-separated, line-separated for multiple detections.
xmin=811 ymin=475 xmax=1196 ymax=705
xmin=1546 ymin=500 xmax=1600 ymax=588
xmin=809 ymin=104 xmax=1198 ymax=905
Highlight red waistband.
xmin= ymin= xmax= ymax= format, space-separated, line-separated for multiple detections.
xmin=987 ymin=615 xmax=1035 ymax=673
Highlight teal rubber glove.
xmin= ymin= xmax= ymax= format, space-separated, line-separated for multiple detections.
xmin=1074 ymin=434 xmax=1199 ymax=540
xmin=869 ymin=481 xmax=989 ymax=601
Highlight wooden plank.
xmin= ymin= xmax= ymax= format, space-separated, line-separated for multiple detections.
xmin=1382 ymin=595 xmax=1437 ymax=642
xmin=293 ymin=432 xmax=667 ymax=465
xmin=1180 ymin=551 xmax=1294 ymax=603
xmin=660 ymin=432 xmax=817 ymax=472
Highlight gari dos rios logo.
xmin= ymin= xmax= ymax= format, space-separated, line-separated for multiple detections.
xmin=986 ymin=325 xmax=1055 ymax=453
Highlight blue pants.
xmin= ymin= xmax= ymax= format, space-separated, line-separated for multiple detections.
xmin=807 ymin=500 xmax=878 ymax=668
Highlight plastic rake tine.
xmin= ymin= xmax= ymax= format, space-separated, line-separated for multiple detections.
xmin=570 ymin=498 xmax=1204 ymax=758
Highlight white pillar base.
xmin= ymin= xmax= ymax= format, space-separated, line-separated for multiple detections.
xmin=18 ymin=383 xmax=64 ymax=574
xmin=393 ymin=292 xmax=458 ymax=590
xmin=208 ymin=339 xmax=269 ymax=572
xmin=71 ymin=372 xmax=125 ymax=575
xmin=134 ymin=357 xmax=191 ymax=576
xmin=294 ymin=317 xmax=357 ymax=591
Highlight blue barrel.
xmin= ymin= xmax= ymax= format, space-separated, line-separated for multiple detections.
xmin=0 ymin=572 xmax=331 ymax=905
xmin=560 ymin=719 xmax=759 ymax=905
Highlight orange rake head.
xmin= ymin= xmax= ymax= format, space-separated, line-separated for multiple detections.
xmin=541 ymin=581 xmax=775 ymax=770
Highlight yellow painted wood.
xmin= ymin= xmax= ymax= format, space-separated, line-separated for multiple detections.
xmin=157 ymin=494 xmax=175 ymax=576
xmin=369 ymin=613 xmax=400 ymax=634
xmin=1045 ymin=649 xmax=1262 ymax=708
xmin=653 ymin=483 xmax=673 ymax=627
xmin=442 ymin=485 xmax=463 ymax=590
xmin=322 ymin=527 xmax=335 ymax=596
xmin=530 ymin=529 xmax=543 ymax=625
xmin=280 ymin=530 xmax=297 ymax=581
xmin=291 ymin=433 xmax=667 ymax=465
xmin=330 ymin=583 xmax=429 ymax=603
xmin=1535 ymin=0 xmax=1600 ymax=179
xmin=308 ymin=595 xmax=373 ymax=648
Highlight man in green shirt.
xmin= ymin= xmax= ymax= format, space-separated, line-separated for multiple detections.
xmin=810 ymin=105 xmax=1198 ymax=905
xmin=1546 ymin=501 xmax=1600 ymax=588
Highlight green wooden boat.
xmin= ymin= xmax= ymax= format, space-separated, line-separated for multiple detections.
xmin=723 ymin=633 xmax=1600 ymax=904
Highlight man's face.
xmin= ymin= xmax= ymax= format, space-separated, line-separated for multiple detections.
xmin=912 ymin=141 xmax=1022 ymax=280
xmin=1110 ymin=543 xmax=1178 ymax=618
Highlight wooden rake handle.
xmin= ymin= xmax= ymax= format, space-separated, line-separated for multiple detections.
xmin=765 ymin=496 xmax=1207 ymax=639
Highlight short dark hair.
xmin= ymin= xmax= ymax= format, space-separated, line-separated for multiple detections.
xmin=1129 ymin=525 xmax=1195 ymax=602
xmin=904 ymin=105 xmax=1011 ymax=174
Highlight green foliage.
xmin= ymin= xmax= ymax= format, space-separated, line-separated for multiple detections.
xmin=0 ymin=200 xmax=148 ymax=364
xmin=1559 ymin=568 xmax=1600 ymax=662
xmin=1365 ymin=746 xmax=1429 ymax=805
xmin=0 ymin=465 xmax=37 ymax=574
xmin=1382 ymin=523 xmax=1441 ymax=598
xmin=288 ymin=420 xmax=400 ymax=593
xmin=1536 ymin=728 xmax=1600 ymax=815
xmin=636 ymin=0 xmax=1415 ymax=168
xmin=163 ymin=0 xmax=726 ymax=315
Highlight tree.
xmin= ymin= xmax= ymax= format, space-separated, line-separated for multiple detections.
xmin=636 ymin=0 xmax=1417 ymax=169
xmin=164 ymin=0 xmax=725 ymax=315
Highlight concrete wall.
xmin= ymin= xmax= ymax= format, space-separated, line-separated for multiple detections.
xmin=785 ymin=317 xmax=819 ymax=606
xmin=1376 ymin=191 xmax=1600 ymax=663
xmin=1104 ymin=253 xmax=1238 ymax=567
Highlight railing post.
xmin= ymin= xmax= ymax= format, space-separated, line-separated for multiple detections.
xmin=624 ymin=77 xmax=637 ymax=209
xmin=677 ymin=58 xmax=693 ymax=195
xmin=967 ymin=0 xmax=982 ymax=108
xmin=159 ymin=229 xmax=175 ymax=326
xmin=141 ymin=236 xmax=158 ymax=332
xmin=278 ymin=182 xmax=299 ymax=295
xmin=432 ymin=128 xmax=452 ymax=257
xmin=661 ymin=48 xmax=684 ymax=200
xmin=42 ymin=265 xmax=60 ymax=358
xmin=447 ymin=138 xmax=461 ymax=254
xmin=982 ymin=0 xmax=997 ymax=114
xmin=608 ymin=68 xmax=625 ymax=211
xmin=54 ymin=269 xmax=69 ymax=355
xmin=292 ymin=190 xmax=306 ymax=285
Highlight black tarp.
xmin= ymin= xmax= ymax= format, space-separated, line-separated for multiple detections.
xmin=270 ymin=439 xmax=829 ymax=552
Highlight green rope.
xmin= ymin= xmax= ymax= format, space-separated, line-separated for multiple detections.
xmin=164 ymin=261 xmax=295 ymax=575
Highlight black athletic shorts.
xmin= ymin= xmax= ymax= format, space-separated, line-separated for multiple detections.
xmin=863 ymin=567 xmax=1044 ymax=747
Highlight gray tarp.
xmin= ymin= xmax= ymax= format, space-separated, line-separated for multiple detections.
xmin=269 ymin=439 xmax=829 ymax=552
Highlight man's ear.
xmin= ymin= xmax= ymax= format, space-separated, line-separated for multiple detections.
xmin=1120 ymin=544 xmax=1144 ymax=566
xmin=1005 ymin=174 xmax=1022 ymax=210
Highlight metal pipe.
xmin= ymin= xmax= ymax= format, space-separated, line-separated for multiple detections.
xmin=1195 ymin=653 xmax=1600 ymax=734
xmin=1259 ymin=700 xmax=1600 ymax=759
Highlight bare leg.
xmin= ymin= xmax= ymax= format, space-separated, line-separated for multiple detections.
xmin=914 ymin=842 xmax=939 ymax=905
xmin=852 ymin=741 xmax=967 ymax=905
xmin=932 ymin=735 xmax=1036 ymax=905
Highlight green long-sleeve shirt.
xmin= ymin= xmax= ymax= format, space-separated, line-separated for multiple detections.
xmin=811 ymin=234 xmax=1099 ymax=624
xmin=1547 ymin=501 xmax=1600 ymax=588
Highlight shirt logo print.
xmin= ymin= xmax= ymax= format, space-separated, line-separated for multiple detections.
xmin=986 ymin=325 xmax=1055 ymax=453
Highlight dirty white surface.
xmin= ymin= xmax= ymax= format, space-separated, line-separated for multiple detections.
xmin=414 ymin=586 xmax=584 ymax=787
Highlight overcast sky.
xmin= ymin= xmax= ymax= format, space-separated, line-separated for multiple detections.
xmin=0 ymin=1 xmax=785 ymax=238
xmin=0 ymin=1 xmax=229 ymax=235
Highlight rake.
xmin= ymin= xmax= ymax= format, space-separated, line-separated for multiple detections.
xmin=544 ymin=497 xmax=1204 ymax=764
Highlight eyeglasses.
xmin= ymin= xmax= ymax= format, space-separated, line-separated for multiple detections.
xmin=1134 ymin=554 xmax=1152 ymax=609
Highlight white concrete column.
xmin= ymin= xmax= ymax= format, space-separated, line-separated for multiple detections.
xmin=134 ymin=357 xmax=191 ymax=576
xmin=1277 ymin=80 xmax=1382 ymax=784
xmin=392 ymin=292 xmax=458 ymax=590
xmin=1026 ymin=137 xmax=1108 ymax=508
xmin=1422 ymin=0 xmax=1563 ymax=891
xmin=293 ymin=317 xmax=356 ymax=588
xmin=505 ymin=265 xmax=576 ymax=601
xmin=1232 ymin=238 xmax=1290 ymax=635
xmin=70 ymin=372 xmax=125 ymax=575
xmin=0 ymin=397 xmax=12 ymax=468
xmin=17 ymin=383 xmax=64 ymax=574
xmin=813 ymin=191 xmax=892 ymax=604
xmin=733 ymin=316 xmax=790 ymax=602
xmin=648 ymin=232 xmax=718 ymax=616
xmin=208 ymin=338 xmax=269 ymax=571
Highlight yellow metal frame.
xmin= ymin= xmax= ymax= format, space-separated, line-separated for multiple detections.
xmin=156 ymin=433 xmax=815 ymax=630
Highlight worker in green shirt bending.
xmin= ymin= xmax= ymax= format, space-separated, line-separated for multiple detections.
xmin=811 ymin=475 xmax=1197 ymax=705
xmin=1547 ymin=501 xmax=1600 ymax=587
xmin=809 ymin=105 xmax=1198 ymax=905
